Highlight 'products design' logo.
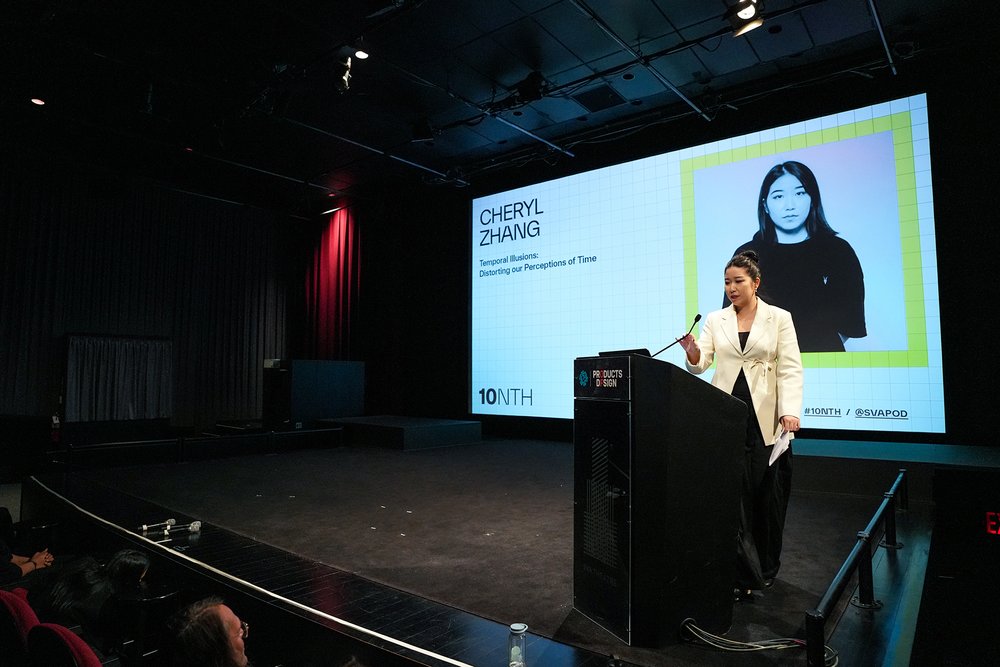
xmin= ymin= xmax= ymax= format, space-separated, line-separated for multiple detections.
xmin=578 ymin=370 xmax=589 ymax=387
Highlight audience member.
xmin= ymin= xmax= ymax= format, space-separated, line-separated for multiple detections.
xmin=39 ymin=549 xmax=150 ymax=628
xmin=164 ymin=596 xmax=250 ymax=667
xmin=1 ymin=536 xmax=54 ymax=586
xmin=102 ymin=549 xmax=150 ymax=596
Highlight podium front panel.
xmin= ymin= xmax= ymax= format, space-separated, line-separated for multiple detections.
xmin=572 ymin=354 xmax=744 ymax=647
xmin=573 ymin=397 xmax=631 ymax=642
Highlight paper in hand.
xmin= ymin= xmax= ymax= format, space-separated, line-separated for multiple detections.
xmin=769 ymin=427 xmax=790 ymax=466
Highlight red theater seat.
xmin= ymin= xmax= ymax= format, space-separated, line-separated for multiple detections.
xmin=0 ymin=587 xmax=40 ymax=667
xmin=27 ymin=622 xmax=104 ymax=667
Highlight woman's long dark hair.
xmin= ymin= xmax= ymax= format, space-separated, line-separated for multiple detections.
xmin=44 ymin=549 xmax=149 ymax=619
xmin=104 ymin=549 xmax=149 ymax=594
xmin=756 ymin=161 xmax=837 ymax=243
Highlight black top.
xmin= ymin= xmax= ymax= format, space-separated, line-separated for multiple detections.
xmin=1 ymin=538 xmax=24 ymax=585
xmin=729 ymin=233 xmax=866 ymax=352
xmin=731 ymin=331 xmax=752 ymax=404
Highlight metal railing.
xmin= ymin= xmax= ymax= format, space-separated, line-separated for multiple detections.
xmin=804 ymin=469 xmax=909 ymax=665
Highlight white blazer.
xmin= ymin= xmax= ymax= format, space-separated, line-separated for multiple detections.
xmin=685 ymin=298 xmax=803 ymax=444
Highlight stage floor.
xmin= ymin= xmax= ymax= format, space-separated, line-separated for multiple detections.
xmin=69 ymin=439 xmax=932 ymax=666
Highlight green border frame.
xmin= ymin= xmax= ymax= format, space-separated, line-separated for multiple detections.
xmin=681 ymin=110 xmax=928 ymax=368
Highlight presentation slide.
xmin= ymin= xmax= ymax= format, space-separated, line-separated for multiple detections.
xmin=470 ymin=93 xmax=943 ymax=434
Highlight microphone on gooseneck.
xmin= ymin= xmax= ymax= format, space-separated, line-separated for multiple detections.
xmin=651 ymin=313 xmax=702 ymax=358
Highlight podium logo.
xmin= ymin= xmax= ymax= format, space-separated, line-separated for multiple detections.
xmin=592 ymin=368 xmax=623 ymax=388
xmin=578 ymin=370 xmax=589 ymax=387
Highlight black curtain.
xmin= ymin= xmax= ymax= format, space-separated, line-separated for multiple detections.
xmin=65 ymin=335 xmax=173 ymax=421
xmin=0 ymin=160 xmax=293 ymax=428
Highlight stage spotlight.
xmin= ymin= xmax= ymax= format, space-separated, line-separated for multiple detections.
xmin=334 ymin=56 xmax=352 ymax=92
xmin=726 ymin=0 xmax=764 ymax=37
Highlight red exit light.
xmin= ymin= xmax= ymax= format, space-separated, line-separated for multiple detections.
xmin=988 ymin=512 xmax=1000 ymax=535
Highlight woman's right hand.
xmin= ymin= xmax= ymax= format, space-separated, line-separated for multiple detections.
xmin=677 ymin=334 xmax=700 ymax=364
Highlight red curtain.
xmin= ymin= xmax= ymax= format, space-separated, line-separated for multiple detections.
xmin=305 ymin=208 xmax=361 ymax=359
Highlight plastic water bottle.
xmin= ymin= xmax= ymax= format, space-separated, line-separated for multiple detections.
xmin=508 ymin=622 xmax=527 ymax=667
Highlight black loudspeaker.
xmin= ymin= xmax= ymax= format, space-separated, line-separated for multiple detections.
xmin=262 ymin=360 xmax=292 ymax=430
xmin=573 ymin=354 xmax=745 ymax=646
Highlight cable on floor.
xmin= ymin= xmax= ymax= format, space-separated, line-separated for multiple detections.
xmin=679 ymin=618 xmax=840 ymax=666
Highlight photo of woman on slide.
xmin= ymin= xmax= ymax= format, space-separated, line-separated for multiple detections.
xmin=728 ymin=161 xmax=866 ymax=352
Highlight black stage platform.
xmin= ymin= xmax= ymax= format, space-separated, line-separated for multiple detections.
xmin=318 ymin=416 xmax=482 ymax=450
xmin=23 ymin=439 xmax=940 ymax=667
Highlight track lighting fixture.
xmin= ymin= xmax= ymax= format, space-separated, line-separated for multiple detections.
xmin=334 ymin=56 xmax=352 ymax=92
xmin=726 ymin=0 xmax=764 ymax=37
xmin=332 ymin=40 xmax=368 ymax=92
xmin=515 ymin=71 xmax=547 ymax=102
xmin=353 ymin=38 xmax=369 ymax=60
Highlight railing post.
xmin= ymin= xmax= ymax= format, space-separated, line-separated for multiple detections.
xmin=897 ymin=468 xmax=909 ymax=510
xmin=805 ymin=609 xmax=827 ymax=666
xmin=880 ymin=491 xmax=903 ymax=549
xmin=850 ymin=531 xmax=883 ymax=609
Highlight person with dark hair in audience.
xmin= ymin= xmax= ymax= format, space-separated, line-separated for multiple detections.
xmin=164 ymin=596 xmax=250 ymax=667
xmin=40 ymin=549 xmax=150 ymax=624
xmin=103 ymin=548 xmax=150 ymax=596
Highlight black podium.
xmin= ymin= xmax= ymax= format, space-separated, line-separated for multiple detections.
xmin=573 ymin=353 xmax=746 ymax=646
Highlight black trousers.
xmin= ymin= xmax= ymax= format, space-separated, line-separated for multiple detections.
xmin=735 ymin=410 xmax=793 ymax=589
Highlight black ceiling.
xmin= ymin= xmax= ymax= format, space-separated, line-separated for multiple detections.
xmin=1 ymin=0 xmax=980 ymax=217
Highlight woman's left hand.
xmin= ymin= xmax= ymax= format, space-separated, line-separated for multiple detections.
xmin=780 ymin=415 xmax=800 ymax=432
